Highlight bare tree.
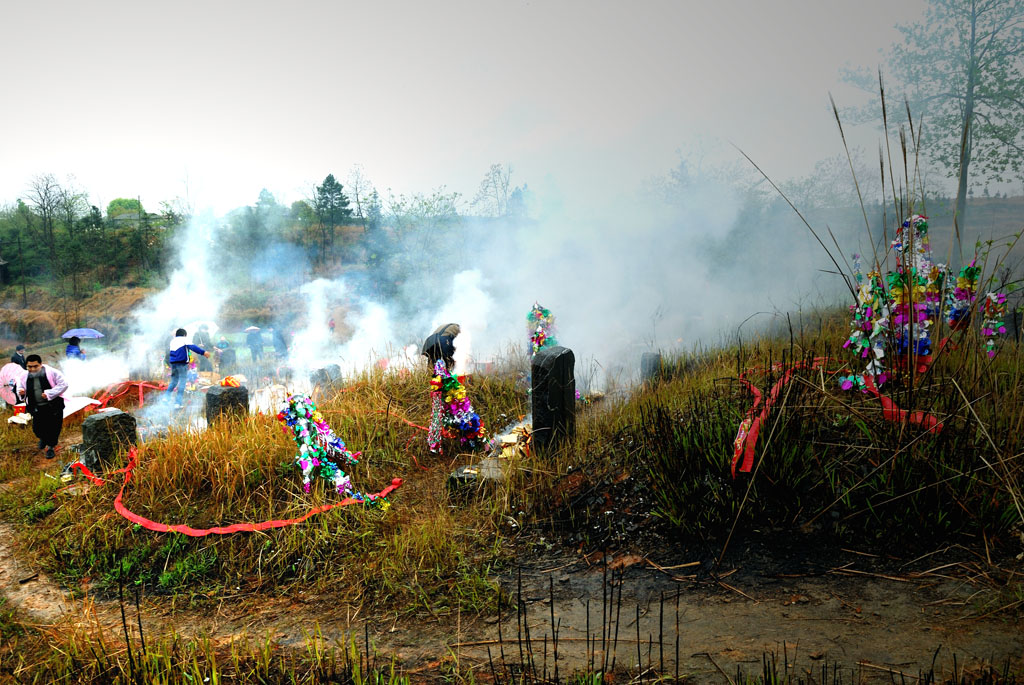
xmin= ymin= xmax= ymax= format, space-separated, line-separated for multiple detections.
xmin=25 ymin=174 xmax=73 ymax=326
xmin=24 ymin=174 xmax=62 ymax=266
xmin=57 ymin=179 xmax=90 ymax=322
xmin=471 ymin=163 xmax=512 ymax=217
xmin=347 ymin=164 xmax=374 ymax=228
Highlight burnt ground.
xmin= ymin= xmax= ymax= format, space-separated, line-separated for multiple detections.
xmin=1 ymin=424 xmax=1023 ymax=682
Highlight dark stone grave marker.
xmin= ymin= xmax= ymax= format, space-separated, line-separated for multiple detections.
xmin=641 ymin=351 xmax=663 ymax=384
xmin=206 ymin=385 xmax=249 ymax=423
xmin=531 ymin=345 xmax=575 ymax=454
xmin=81 ymin=409 xmax=138 ymax=468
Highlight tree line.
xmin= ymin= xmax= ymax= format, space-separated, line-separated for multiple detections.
xmin=0 ymin=163 xmax=535 ymax=321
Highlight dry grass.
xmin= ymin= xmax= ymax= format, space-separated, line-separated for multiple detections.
xmin=77 ymin=286 xmax=157 ymax=322
xmin=0 ymin=309 xmax=62 ymax=341
xmin=523 ymin=311 xmax=1024 ymax=557
xmin=0 ymin=602 xmax=410 ymax=684
xmin=1 ymin=366 xmax=524 ymax=616
xmin=0 ymin=314 xmax=1022 ymax=682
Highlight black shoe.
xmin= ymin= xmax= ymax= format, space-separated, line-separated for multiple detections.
xmin=45 ymin=447 xmax=55 ymax=459
xmin=37 ymin=439 xmax=45 ymax=450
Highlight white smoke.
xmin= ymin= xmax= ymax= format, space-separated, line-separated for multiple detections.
xmin=59 ymin=355 xmax=129 ymax=396
xmin=337 ymin=301 xmax=396 ymax=372
xmin=428 ymin=270 xmax=494 ymax=371
xmin=128 ymin=211 xmax=227 ymax=373
xmin=286 ymin=278 xmax=337 ymax=370
xmin=83 ymin=149 xmax=858 ymax=405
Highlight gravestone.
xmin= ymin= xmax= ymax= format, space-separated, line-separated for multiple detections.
xmin=531 ymin=346 xmax=575 ymax=454
xmin=641 ymin=352 xmax=663 ymax=384
xmin=205 ymin=385 xmax=249 ymax=423
xmin=310 ymin=364 xmax=342 ymax=388
xmin=81 ymin=409 xmax=138 ymax=467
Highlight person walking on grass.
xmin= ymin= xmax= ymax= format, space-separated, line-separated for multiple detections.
xmin=15 ymin=354 xmax=68 ymax=459
xmin=167 ymin=328 xmax=211 ymax=408
xmin=246 ymin=328 xmax=264 ymax=363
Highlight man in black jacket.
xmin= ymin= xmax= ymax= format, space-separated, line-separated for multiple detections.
xmin=10 ymin=344 xmax=27 ymax=369
xmin=15 ymin=355 xmax=68 ymax=459
xmin=246 ymin=329 xmax=264 ymax=362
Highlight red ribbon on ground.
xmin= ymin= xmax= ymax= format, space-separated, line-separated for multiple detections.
xmin=65 ymin=447 xmax=402 ymax=537
xmin=67 ymin=460 xmax=132 ymax=486
xmin=731 ymin=357 xmax=945 ymax=478
xmin=860 ymin=375 xmax=944 ymax=433
xmin=731 ymin=361 xmax=816 ymax=478
xmin=65 ymin=383 xmax=441 ymax=532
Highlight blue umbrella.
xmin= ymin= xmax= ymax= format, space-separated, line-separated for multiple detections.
xmin=62 ymin=328 xmax=104 ymax=339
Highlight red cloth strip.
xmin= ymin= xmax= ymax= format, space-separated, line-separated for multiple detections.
xmin=65 ymin=448 xmax=402 ymax=537
xmin=67 ymin=460 xmax=132 ymax=486
xmin=861 ymin=375 xmax=944 ymax=433
xmin=731 ymin=358 xmax=945 ymax=478
xmin=732 ymin=367 xmax=797 ymax=477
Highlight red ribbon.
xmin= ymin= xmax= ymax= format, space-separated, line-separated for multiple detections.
xmin=732 ymin=362 xmax=810 ymax=478
xmin=861 ymin=375 xmax=944 ymax=433
xmin=731 ymin=357 xmax=945 ymax=478
xmin=65 ymin=447 xmax=402 ymax=537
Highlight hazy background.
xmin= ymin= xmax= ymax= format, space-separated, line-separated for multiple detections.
xmin=0 ymin=0 xmax=923 ymax=213
xmin=9 ymin=0 xmax=1017 ymax=391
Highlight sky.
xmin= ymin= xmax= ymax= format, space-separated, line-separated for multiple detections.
xmin=0 ymin=0 xmax=927 ymax=215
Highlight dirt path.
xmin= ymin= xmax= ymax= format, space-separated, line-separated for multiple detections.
xmin=0 ymin=522 xmax=79 ymax=626
xmin=4 ymin=521 xmax=1019 ymax=682
xmin=467 ymin=557 xmax=1024 ymax=680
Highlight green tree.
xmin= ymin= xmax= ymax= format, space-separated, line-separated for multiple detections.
xmin=290 ymin=199 xmax=315 ymax=228
xmin=106 ymin=197 xmax=144 ymax=219
xmin=312 ymin=174 xmax=352 ymax=264
xmin=848 ymin=0 xmax=1024 ymax=232
xmin=0 ymin=203 xmax=33 ymax=306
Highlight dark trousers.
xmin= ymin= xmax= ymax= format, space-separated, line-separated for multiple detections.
xmin=30 ymin=404 xmax=63 ymax=448
xmin=166 ymin=362 xmax=189 ymax=402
